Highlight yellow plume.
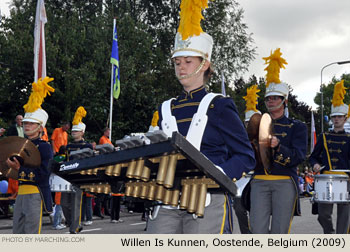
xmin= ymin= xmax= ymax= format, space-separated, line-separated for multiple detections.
xmin=23 ymin=77 xmax=55 ymax=113
xmin=243 ymin=85 xmax=260 ymax=112
xmin=332 ymin=80 xmax=347 ymax=107
xmin=72 ymin=106 xmax=87 ymax=126
xmin=151 ymin=111 xmax=159 ymax=127
xmin=178 ymin=0 xmax=209 ymax=40
xmin=263 ymin=48 xmax=288 ymax=87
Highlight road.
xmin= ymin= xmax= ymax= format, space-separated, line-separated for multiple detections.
xmin=0 ymin=197 xmax=335 ymax=234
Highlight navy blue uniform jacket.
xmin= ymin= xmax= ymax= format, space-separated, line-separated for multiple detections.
xmin=309 ymin=130 xmax=350 ymax=172
xmin=158 ymin=86 xmax=255 ymax=180
xmin=18 ymin=138 xmax=53 ymax=213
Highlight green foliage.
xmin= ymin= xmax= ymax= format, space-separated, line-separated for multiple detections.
xmin=0 ymin=0 xmax=255 ymax=142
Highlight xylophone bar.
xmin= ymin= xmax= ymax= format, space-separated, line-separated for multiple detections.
xmin=170 ymin=132 xmax=237 ymax=196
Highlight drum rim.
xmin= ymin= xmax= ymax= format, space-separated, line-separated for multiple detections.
xmin=312 ymin=200 xmax=350 ymax=203
xmin=314 ymin=174 xmax=349 ymax=179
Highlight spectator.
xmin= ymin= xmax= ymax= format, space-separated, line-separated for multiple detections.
xmin=304 ymin=170 xmax=314 ymax=195
xmin=110 ymin=182 xmax=124 ymax=224
xmin=297 ymin=171 xmax=305 ymax=196
xmin=41 ymin=127 xmax=49 ymax=141
xmin=82 ymin=192 xmax=94 ymax=226
xmin=52 ymin=192 xmax=66 ymax=230
xmin=99 ymin=128 xmax=113 ymax=145
xmin=51 ymin=122 xmax=70 ymax=155
xmin=6 ymin=115 xmax=24 ymax=137
xmin=0 ymin=127 xmax=5 ymax=137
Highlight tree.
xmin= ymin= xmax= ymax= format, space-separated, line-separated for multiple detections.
xmin=0 ymin=0 xmax=255 ymax=142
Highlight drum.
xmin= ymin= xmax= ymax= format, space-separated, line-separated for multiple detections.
xmin=234 ymin=173 xmax=252 ymax=198
xmin=49 ymin=173 xmax=72 ymax=192
xmin=313 ymin=174 xmax=350 ymax=203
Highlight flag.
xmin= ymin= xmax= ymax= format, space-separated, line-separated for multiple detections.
xmin=221 ymin=72 xmax=226 ymax=96
xmin=110 ymin=23 xmax=120 ymax=99
xmin=310 ymin=111 xmax=317 ymax=153
xmin=33 ymin=0 xmax=47 ymax=82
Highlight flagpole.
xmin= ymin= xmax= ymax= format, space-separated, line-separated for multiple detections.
xmin=109 ymin=18 xmax=116 ymax=142
xmin=310 ymin=111 xmax=316 ymax=153
xmin=221 ymin=71 xmax=226 ymax=96
xmin=34 ymin=0 xmax=47 ymax=82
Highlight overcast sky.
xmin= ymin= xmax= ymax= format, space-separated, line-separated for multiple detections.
xmin=1 ymin=1 xmax=350 ymax=109
xmin=238 ymin=0 xmax=350 ymax=109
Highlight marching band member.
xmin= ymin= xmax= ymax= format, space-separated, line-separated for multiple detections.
xmin=309 ymin=80 xmax=350 ymax=234
xmin=146 ymin=0 xmax=255 ymax=234
xmin=249 ymin=49 xmax=308 ymax=234
xmin=243 ymin=85 xmax=262 ymax=127
xmin=61 ymin=106 xmax=93 ymax=234
xmin=232 ymin=85 xmax=262 ymax=234
xmin=6 ymin=77 xmax=55 ymax=234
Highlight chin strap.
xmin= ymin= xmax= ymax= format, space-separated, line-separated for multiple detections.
xmin=265 ymin=97 xmax=285 ymax=113
xmin=24 ymin=124 xmax=41 ymax=136
xmin=176 ymin=58 xmax=206 ymax=80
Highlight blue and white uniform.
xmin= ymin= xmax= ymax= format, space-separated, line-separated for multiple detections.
xmin=250 ymin=115 xmax=307 ymax=234
xmin=147 ymin=86 xmax=255 ymax=234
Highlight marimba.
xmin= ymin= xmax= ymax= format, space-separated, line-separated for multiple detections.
xmin=51 ymin=131 xmax=238 ymax=217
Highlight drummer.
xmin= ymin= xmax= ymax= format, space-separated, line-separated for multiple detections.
xmin=6 ymin=77 xmax=55 ymax=234
xmin=61 ymin=106 xmax=93 ymax=234
xmin=309 ymin=80 xmax=350 ymax=234
xmin=249 ymin=49 xmax=308 ymax=234
xmin=146 ymin=0 xmax=255 ymax=234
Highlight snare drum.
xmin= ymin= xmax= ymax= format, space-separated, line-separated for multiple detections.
xmin=49 ymin=173 xmax=72 ymax=192
xmin=313 ymin=174 xmax=350 ymax=204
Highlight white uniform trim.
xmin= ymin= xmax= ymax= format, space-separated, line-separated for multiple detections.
xmin=186 ymin=93 xmax=222 ymax=150
xmin=161 ymin=98 xmax=177 ymax=138
xmin=160 ymin=93 xmax=223 ymax=209
xmin=160 ymin=93 xmax=222 ymax=147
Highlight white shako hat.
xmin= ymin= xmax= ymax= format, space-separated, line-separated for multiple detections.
xmin=172 ymin=0 xmax=213 ymax=62
xmin=263 ymin=48 xmax=289 ymax=99
xmin=172 ymin=32 xmax=213 ymax=62
xmin=265 ymin=82 xmax=289 ymax=99
xmin=72 ymin=122 xmax=86 ymax=132
xmin=23 ymin=109 xmax=49 ymax=127
xmin=331 ymin=80 xmax=349 ymax=117
xmin=22 ymin=77 xmax=55 ymax=128
xmin=72 ymin=106 xmax=87 ymax=132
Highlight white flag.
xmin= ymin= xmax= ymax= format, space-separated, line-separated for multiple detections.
xmin=33 ymin=0 xmax=47 ymax=82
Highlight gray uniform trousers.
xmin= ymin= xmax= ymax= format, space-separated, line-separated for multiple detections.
xmin=318 ymin=203 xmax=350 ymax=234
xmin=13 ymin=193 xmax=42 ymax=234
xmin=233 ymin=197 xmax=251 ymax=234
xmin=61 ymin=187 xmax=83 ymax=233
xmin=147 ymin=193 xmax=233 ymax=234
xmin=250 ymin=179 xmax=297 ymax=234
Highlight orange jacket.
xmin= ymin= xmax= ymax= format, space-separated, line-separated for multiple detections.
xmin=7 ymin=178 xmax=18 ymax=195
xmin=51 ymin=127 xmax=68 ymax=153
xmin=41 ymin=127 xmax=49 ymax=141
xmin=99 ymin=135 xmax=112 ymax=145
xmin=55 ymin=192 xmax=62 ymax=205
